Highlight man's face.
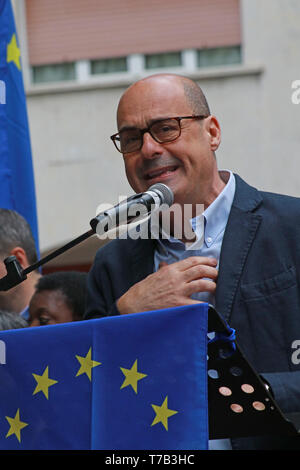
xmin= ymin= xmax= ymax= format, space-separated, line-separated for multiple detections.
xmin=28 ymin=290 xmax=75 ymax=326
xmin=117 ymin=77 xmax=220 ymax=208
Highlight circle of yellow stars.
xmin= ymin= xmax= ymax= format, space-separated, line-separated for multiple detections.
xmin=4 ymin=349 xmax=179 ymax=443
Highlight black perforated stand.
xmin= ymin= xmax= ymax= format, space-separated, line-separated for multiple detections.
xmin=207 ymin=306 xmax=300 ymax=440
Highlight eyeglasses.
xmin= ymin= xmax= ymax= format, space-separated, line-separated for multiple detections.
xmin=110 ymin=115 xmax=208 ymax=154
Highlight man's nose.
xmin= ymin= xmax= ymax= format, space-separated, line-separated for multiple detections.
xmin=140 ymin=132 xmax=164 ymax=159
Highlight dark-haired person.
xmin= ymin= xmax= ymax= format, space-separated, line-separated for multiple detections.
xmin=0 ymin=209 xmax=41 ymax=319
xmin=28 ymin=271 xmax=87 ymax=326
xmin=85 ymin=73 xmax=300 ymax=449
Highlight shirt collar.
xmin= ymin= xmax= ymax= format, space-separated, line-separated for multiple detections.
xmin=153 ymin=170 xmax=236 ymax=254
xmin=19 ymin=305 xmax=29 ymax=320
xmin=202 ymin=170 xmax=236 ymax=247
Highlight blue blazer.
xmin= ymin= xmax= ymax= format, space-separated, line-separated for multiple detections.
xmin=85 ymin=175 xmax=300 ymax=449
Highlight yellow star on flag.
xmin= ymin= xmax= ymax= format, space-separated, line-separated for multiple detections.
xmin=6 ymin=409 xmax=28 ymax=443
xmin=120 ymin=359 xmax=147 ymax=394
xmin=151 ymin=396 xmax=178 ymax=431
xmin=32 ymin=366 xmax=58 ymax=400
xmin=6 ymin=33 xmax=21 ymax=70
xmin=76 ymin=347 xmax=101 ymax=381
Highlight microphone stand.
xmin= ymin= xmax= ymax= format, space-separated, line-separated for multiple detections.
xmin=0 ymin=206 xmax=148 ymax=292
xmin=0 ymin=227 xmax=98 ymax=292
xmin=0 ymin=183 xmax=173 ymax=292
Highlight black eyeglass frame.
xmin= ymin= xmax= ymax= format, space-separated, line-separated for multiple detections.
xmin=110 ymin=115 xmax=209 ymax=154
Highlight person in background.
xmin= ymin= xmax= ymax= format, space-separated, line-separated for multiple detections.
xmin=0 ymin=209 xmax=41 ymax=320
xmin=28 ymin=271 xmax=87 ymax=326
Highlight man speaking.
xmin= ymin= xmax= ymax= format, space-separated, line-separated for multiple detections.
xmin=85 ymin=73 xmax=300 ymax=449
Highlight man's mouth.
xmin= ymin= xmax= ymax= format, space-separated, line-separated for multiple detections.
xmin=144 ymin=165 xmax=179 ymax=180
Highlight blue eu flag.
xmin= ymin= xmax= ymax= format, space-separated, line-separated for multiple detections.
xmin=0 ymin=304 xmax=209 ymax=450
xmin=0 ymin=0 xmax=39 ymax=251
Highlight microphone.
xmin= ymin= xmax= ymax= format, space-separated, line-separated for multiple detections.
xmin=0 ymin=184 xmax=173 ymax=292
xmin=90 ymin=183 xmax=174 ymax=235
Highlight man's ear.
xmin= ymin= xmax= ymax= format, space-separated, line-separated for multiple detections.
xmin=206 ymin=115 xmax=221 ymax=152
xmin=10 ymin=247 xmax=29 ymax=269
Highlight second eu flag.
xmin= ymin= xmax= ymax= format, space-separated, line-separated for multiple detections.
xmin=0 ymin=304 xmax=209 ymax=449
xmin=0 ymin=0 xmax=39 ymax=250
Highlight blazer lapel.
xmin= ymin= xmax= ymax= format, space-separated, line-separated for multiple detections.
xmin=131 ymin=237 xmax=156 ymax=285
xmin=215 ymin=175 xmax=263 ymax=323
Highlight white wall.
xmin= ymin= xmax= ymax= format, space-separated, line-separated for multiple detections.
xmin=239 ymin=0 xmax=300 ymax=194
xmin=28 ymin=85 xmax=131 ymax=252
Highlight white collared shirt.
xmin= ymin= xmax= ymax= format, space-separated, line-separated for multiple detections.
xmin=153 ymin=170 xmax=236 ymax=307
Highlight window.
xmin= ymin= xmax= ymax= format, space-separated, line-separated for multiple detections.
xmin=32 ymin=63 xmax=76 ymax=84
xmin=197 ymin=46 xmax=241 ymax=68
xmin=145 ymin=52 xmax=181 ymax=69
xmin=30 ymin=47 xmax=243 ymax=85
xmin=91 ymin=57 xmax=127 ymax=74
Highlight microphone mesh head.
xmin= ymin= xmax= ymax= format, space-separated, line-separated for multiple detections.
xmin=148 ymin=183 xmax=174 ymax=207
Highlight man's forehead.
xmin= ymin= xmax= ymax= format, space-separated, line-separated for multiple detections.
xmin=117 ymin=77 xmax=190 ymax=128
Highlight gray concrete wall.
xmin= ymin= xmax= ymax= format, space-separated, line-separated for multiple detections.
xmin=240 ymin=0 xmax=300 ymax=193
xmin=28 ymin=85 xmax=131 ymax=252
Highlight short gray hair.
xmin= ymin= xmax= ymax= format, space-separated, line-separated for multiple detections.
xmin=0 ymin=209 xmax=38 ymax=264
xmin=182 ymin=78 xmax=211 ymax=116
xmin=0 ymin=310 xmax=28 ymax=330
